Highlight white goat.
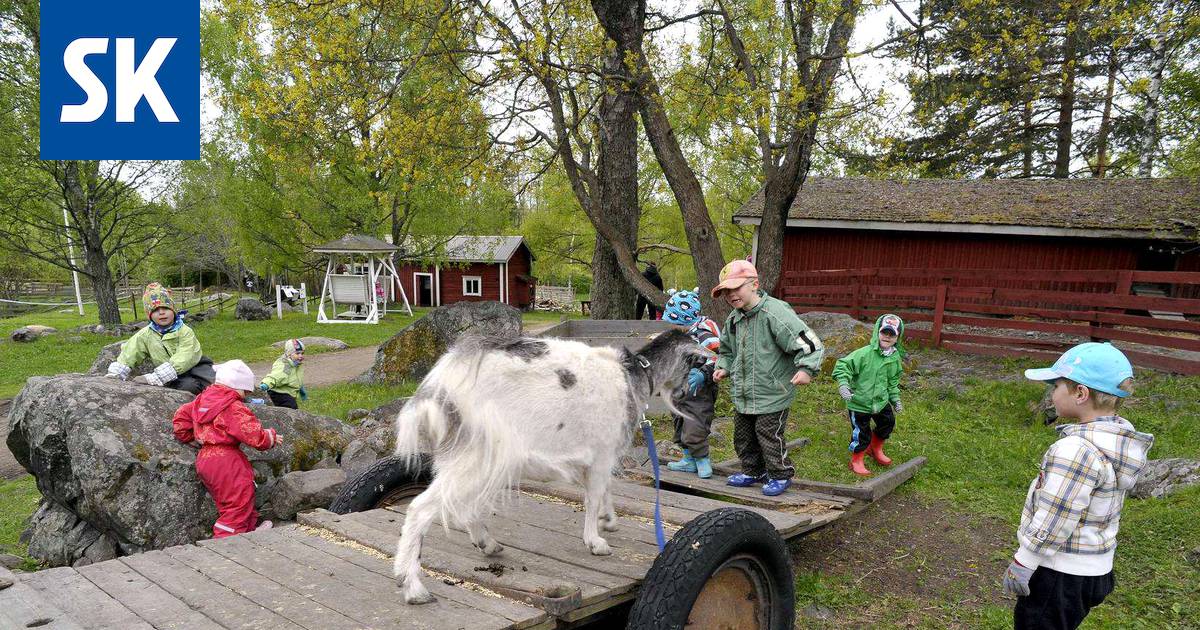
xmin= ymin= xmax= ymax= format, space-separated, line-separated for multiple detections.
xmin=391 ymin=329 xmax=709 ymax=604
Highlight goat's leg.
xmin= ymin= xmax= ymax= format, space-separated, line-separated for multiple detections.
xmin=598 ymin=487 xmax=618 ymax=532
xmin=393 ymin=487 xmax=439 ymax=604
xmin=466 ymin=519 xmax=504 ymax=556
xmin=582 ymin=468 xmax=612 ymax=555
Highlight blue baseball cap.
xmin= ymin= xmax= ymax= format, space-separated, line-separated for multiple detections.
xmin=1024 ymin=342 xmax=1134 ymax=397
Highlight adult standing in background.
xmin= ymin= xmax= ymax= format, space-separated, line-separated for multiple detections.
xmin=635 ymin=261 xmax=665 ymax=320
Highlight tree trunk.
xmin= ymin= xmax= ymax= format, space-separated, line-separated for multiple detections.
xmin=1053 ymin=5 xmax=1079 ymax=179
xmin=1139 ymin=38 xmax=1166 ymax=177
xmin=588 ymin=0 xmax=646 ymax=319
xmin=63 ymin=161 xmax=122 ymax=326
xmin=1094 ymin=47 xmax=1118 ymax=177
xmin=1022 ymin=100 xmax=1034 ymax=178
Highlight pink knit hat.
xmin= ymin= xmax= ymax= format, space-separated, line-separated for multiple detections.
xmin=711 ymin=260 xmax=759 ymax=298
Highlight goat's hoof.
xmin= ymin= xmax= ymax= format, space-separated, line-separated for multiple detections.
xmin=404 ymin=589 xmax=436 ymax=605
xmin=478 ymin=542 xmax=504 ymax=556
xmin=588 ymin=539 xmax=612 ymax=556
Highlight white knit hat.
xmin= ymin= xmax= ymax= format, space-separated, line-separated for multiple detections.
xmin=214 ymin=360 xmax=256 ymax=392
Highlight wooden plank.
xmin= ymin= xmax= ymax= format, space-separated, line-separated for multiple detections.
xmin=941 ymin=331 xmax=1074 ymax=350
xmin=20 ymin=566 xmax=154 ymax=630
xmin=1090 ymin=326 xmax=1200 ymax=353
xmin=942 ymin=313 xmax=1091 ymax=337
xmin=271 ymin=527 xmax=553 ymax=630
xmin=522 ymin=481 xmax=707 ymax=528
xmin=298 ymin=509 xmax=603 ymax=615
xmin=120 ymin=549 xmax=305 ymax=630
xmin=1119 ymin=349 xmax=1200 ymax=375
xmin=75 ymin=560 xmax=225 ymax=630
xmin=163 ymin=543 xmax=365 ymax=630
xmin=203 ymin=531 xmax=514 ymax=630
xmin=631 ymin=463 xmax=855 ymax=507
xmin=1131 ymin=270 xmax=1200 ymax=284
xmin=0 ymin=566 xmax=87 ymax=630
xmin=528 ymin=479 xmax=820 ymax=537
xmin=858 ymin=456 xmax=926 ymax=501
xmin=630 ymin=465 xmax=855 ymax=511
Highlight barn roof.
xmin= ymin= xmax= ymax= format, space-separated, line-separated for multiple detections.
xmin=399 ymin=236 xmax=531 ymax=263
xmin=733 ymin=177 xmax=1200 ymax=239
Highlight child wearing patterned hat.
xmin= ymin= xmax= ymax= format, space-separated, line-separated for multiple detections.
xmin=105 ymin=283 xmax=215 ymax=395
xmin=832 ymin=313 xmax=906 ymax=476
xmin=661 ymin=289 xmax=721 ymax=479
xmin=258 ymin=338 xmax=308 ymax=409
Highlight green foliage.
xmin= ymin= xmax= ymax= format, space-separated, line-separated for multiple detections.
xmin=301 ymin=381 xmax=418 ymax=424
xmin=0 ymin=475 xmax=40 ymax=569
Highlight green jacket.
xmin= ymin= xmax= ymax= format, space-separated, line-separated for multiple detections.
xmin=116 ymin=323 xmax=202 ymax=375
xmin=716 ymin=293 xmax=825 ymax=414
xmin=832 ymin=314 xmax=905 ymax=414
xmin=261 ymin=357 xmax=304 ymax=397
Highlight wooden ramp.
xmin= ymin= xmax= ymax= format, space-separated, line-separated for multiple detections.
xmin=0 ymin=469 xmax=916 ymax=629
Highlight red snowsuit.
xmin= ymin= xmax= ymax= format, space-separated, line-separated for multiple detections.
xmin=173 ymin=384 xmax=278 ymax=538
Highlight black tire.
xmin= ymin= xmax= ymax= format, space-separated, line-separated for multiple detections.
xmin=328 ymin=454 xmax=432 ymax=514
xmin=626 ymin=507 xmax=794 ymax=630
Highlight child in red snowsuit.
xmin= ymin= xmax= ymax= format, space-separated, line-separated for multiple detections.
xmin=173 ymin=359 xmax=281 ymax=538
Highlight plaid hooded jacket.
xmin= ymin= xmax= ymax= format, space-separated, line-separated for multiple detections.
xmin=1015 ymin=417 xmax=1154 ymax=576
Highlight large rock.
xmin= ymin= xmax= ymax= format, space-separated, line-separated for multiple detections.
xmin=6 ymin=375 xmax=353 ymax=566
xmin=10 ymin=325 xmax=57 ymax=342
xmin=264 ymin=468 xmax=347 ymax=520
xmin=1131 ymin=458 xmax=1200 ymax=499
xmin=235 ymin=298 xmax=271 ymax=321
xmin=86 ymin=341 xmax=155 ymax=376
xmin=339 ymin=397 xmax=408 ymax=477
xmin=71 ymin=321 xmax=148 ymax=337
xmin=21 ymin=501 xmax=119 ymax=567
xmin=360 ymin=301 xmax=522 ymax=384
xmin=271 ymin=336 xmax=348 ymax=352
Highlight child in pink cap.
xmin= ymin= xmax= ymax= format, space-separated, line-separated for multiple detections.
xmin=712 ymin=260 xmax=824 ymax=496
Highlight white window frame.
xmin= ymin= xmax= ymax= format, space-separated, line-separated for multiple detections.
xmin=463 ymin=275 xmax=483 ymax=297
xmin=413 ymin=272 xmax=434 ymax=306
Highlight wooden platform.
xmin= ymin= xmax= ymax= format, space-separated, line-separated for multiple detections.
xmin=0 ymin=470 xmax=917 ymax=629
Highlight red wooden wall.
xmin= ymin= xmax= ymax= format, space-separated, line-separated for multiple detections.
xmin=395 ymin=246 xmax=535 ymax=308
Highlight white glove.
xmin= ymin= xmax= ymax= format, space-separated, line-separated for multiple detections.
xmin=838 ymin=384 xmax=853 ymax=401
xmin=106 ymin=362 xmax=131 ymax=380
xmin=1002 ymin=560 xmax=1034 ymax=597
xmin=893 ymin=399 xmax=903 ymax=414
xmin=152 ymin=362 xmax=178 ymax=385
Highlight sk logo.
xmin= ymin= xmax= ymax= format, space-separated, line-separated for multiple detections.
xmin=40 ymin=0 xmax=200 ymax=159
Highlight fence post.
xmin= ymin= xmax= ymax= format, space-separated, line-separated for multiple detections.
xmin=932 ymin=283 xmax=947 ymax=347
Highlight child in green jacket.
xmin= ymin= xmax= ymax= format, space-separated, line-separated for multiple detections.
xmin=712 ymin=260 xmax=824 ymax=496
xmin=105 ymin=283 xmax=214 ymax=395
xmin=832 ymin=314 xmax=905 ymax=476
xmin=258 ymin=338 xmax=307 ymax=409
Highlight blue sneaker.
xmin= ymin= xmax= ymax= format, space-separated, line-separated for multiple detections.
xmin=726 ymin=473 xmax=766 ymax=487
xmin=762 ymin=478 xmax=791 ymax=496
xmin=667 ymin=449 xmax=697 ymax=473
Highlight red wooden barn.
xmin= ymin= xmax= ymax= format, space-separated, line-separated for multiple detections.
xmin=395 ymin=236 xmax=536 ymax=309
xmin=736 ymin=177 xmax=1200 ymax=297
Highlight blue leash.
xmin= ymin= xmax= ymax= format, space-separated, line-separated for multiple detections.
xmin=640 ymin=417 xmax=666 ymax=552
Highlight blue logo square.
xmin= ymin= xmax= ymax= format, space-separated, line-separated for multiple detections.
xmin=40 ymin=0 xmax=200 ymax=160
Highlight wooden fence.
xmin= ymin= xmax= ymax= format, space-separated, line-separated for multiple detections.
xmin=781 ymin=268 xmax=1200 ymax=375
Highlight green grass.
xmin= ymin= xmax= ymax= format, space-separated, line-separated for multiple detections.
xmin=0 ymin=475 xmax=40 ymax=570
xmin=303 ymin=381 xmax=419 ymax=423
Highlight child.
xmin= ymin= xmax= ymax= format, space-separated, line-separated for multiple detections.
xmin=105 ymin=283 xmax=215 ymax=395
xmin=711 ymin=260 xmax=824 ymax=496
xmin=1003 ymin=342 xmax=1154 ymax=629
xmin=661 ymin=289 xmax=721 ymax=479
xmin=832 ymin=313 xmax=905 ymax=476
xmin=173 ymin=360 xmax=282 ymax=538
xmin=258 ymin=338 xmax=307 ymax=409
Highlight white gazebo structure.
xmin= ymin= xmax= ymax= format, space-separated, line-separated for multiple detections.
xmin=314 ymin=235 xmax=412 ymax=324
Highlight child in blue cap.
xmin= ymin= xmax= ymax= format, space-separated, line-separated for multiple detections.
xmin=661 ymin=289 xmax=721 ymax=479
xmin=1003 ymin=342 xmax=1154 ymax=630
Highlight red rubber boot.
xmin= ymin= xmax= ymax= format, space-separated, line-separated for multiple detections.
xmin=867 ymin=435 xmax=893 ymax=466
xmin=849 ymin=450 xmax=871 ymax=476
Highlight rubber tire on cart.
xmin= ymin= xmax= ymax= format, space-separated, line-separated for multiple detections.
xmin=328 ymin=454 xmax=433 ymax=514
xmin=626 ymin=507 xmax=794 ymax=630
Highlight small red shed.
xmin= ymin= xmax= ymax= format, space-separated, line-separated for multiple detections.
xmin=396 ymin=236 xmax=536 ymax=309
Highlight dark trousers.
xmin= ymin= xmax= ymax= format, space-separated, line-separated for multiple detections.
xmin=848 ymin=405 xmax=896 ymax=453
xmin=267 ymin=391 xmax=298 ymax=409
xmin=166 ymin=357 xmax=215 ymax=396
xmin=670 ymin=382 xmax=717 ymax=459
xmin=1014 ymin=567 xmax=1114 ymax=630
xmin=733 ymin=409 xmax=794 ymax=480
xmin=635 ymin=296 xmax=659 ymax=320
